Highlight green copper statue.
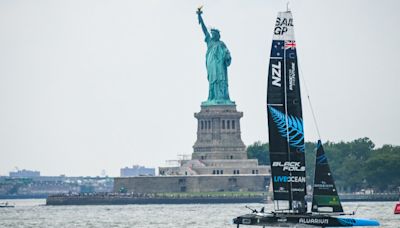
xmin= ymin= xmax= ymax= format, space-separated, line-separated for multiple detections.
xmin=197 ymin=7 xmax=234 ymax=105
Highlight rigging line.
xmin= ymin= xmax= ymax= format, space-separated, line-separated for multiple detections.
xmin=283 ymin=40 xmax=294 ymax=212
xmin=297 ymin=57 xmax=322 ymax=140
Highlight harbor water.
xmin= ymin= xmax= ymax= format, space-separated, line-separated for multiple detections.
xmin=0 ymin=199 xmax=398 ymax=227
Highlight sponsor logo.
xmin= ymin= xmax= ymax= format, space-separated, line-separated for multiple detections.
xmin=271 ymin=61 xmax=281 ymax=87
xmin=274 ymin=176 xmax=306 ymax=183
xmin=288 ymin=62 xmax=296 ymax=91
xmin=314 ymin=183 xmax=334 ymax=188
xmin=291 ymin=188 xmax=305 ymax=192
xmin=299 ymin=218 xmax=329 ymax=224
xmin=275 ymin=187 xmax=288 ymax=193
xmin=272 ymin=161 xmax=305 ymax=172
xmin=274 ymin=17 xmax=293 ymax=35
xmin=277 ymin=218 xmax=287 ymax=222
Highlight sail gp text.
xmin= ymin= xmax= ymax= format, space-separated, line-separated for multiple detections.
xmin=274 ymin=176 xmax=306 ymax=183
xmin=274 ymin=17 xmax=293 ymax=35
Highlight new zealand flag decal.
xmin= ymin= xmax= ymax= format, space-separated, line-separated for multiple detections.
xmin=268 ymin=106 xmax=305 ymax=152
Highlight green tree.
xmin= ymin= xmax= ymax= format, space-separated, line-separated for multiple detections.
xmin=247 ymin=137 xmax=400 ymax=192
xmin=246 ymin=141 xmax=270 ymax=165
xmin=322 ymin=138 xmax=375 ymax=192
xmin=363 ymin=145 xmax=400 ymax=191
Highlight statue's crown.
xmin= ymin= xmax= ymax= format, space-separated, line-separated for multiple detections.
xmin=210 ymin=28 xmax=220 ymax=33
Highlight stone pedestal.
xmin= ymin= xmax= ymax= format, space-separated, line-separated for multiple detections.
xmin=192 ymin=104 xmax=247 ymax=160
xmin=158 ymin=103 xmax=270 ymax=178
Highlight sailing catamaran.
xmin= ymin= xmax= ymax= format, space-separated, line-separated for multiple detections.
xmin=233 ymin=10 xmax=380 ymax=227
xmin=0 ymin=202 xmax=14 ymax=208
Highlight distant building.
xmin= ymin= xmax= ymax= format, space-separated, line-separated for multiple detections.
xmin=9 ymin=169 xmax=40 ymax=178
xmin=120 ymin=165 xmax=155 ymax=177
xmin=0 ymin=175 xmax=114 ymax=196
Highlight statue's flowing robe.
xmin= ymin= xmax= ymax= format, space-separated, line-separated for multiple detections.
xmin=205 ymin=36 xmax=231 ymax=101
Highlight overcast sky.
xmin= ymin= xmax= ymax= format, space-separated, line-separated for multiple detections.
xmin=1 ymin=0 xmax=399 ymax=177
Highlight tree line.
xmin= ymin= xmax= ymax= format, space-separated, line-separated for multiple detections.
xmin=247 ymin=137 xmax=400 ymax=192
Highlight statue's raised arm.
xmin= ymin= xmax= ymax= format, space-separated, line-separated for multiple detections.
xmin=197 ymin=7 xmax=210 ymax=41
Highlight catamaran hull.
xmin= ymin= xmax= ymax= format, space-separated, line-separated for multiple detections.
xmin=233 ymin=213 xmax=380 ymax=227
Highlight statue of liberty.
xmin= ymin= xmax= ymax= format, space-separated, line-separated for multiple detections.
xmin=197 ymin=7 xmax=234 ymax=105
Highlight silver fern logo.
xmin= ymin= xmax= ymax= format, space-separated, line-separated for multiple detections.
xmin=337 ymin=218 xmax=356 ymax=226
xmin=268 ymin=106 xmax=305 ymax=152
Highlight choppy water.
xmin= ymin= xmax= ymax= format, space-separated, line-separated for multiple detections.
xmin=0 ymin=199 xmax=398 ymax=227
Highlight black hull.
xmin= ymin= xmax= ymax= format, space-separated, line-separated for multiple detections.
xmin=233 ymin=213 xmax=379 ymax=227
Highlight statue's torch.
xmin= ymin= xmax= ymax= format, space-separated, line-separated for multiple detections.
xmin=197 ymin=5 xmax=203 ymax=15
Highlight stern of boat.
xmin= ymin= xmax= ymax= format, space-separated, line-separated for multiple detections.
xmin=233 ymin=214 xmax=256 ymax=226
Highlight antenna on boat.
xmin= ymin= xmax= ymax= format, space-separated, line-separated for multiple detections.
xmin=353 ymin=204 xmax=360 ymax=215
xmin=245 ymin=205 xmax=258 ymax=213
